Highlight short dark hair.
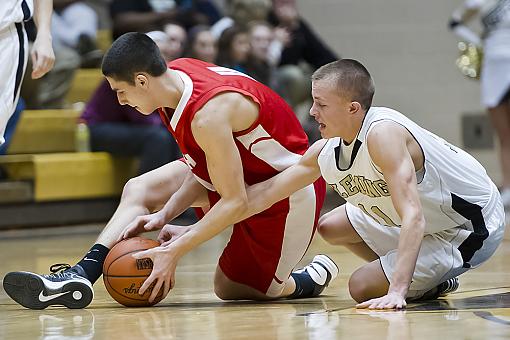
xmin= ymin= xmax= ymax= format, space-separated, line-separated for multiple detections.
xmin=102 ymin=32 xmax=167 ymax=84
xmin=312 ymin=59 xmax=375 ymax=110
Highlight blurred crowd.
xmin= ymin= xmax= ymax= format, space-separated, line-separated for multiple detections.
xmin=3 ymin=0 xmax=338 ymax=176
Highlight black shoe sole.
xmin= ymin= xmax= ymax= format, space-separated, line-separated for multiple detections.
xmin=3 ymin=272 xmax=93 ymax=309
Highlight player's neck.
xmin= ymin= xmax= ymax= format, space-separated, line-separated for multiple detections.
xmin=159 ymin=69 xmax=184 ymax=109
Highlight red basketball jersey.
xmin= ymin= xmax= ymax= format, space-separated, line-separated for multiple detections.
xmin=158 ymin=58 xmax=309 ymax=190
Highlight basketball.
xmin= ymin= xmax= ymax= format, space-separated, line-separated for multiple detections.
xmin=103 ymin=236 xmax=164 ymax=307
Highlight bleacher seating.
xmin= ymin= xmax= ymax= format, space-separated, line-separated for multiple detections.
xmin=65 ymin=68 xmax=104 ymax=104
xmin=0 ymin=65 xmax=137 ymax=228
xmin=0 ymin=152 xmax=136 ymax=201
xmin=7 ymin=109 xmax=80 ymax=154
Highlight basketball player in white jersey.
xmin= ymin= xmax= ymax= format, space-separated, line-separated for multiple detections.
xmin=0 ymin=0 xmax=55 ymax=145
xmin=243 ymin=59 xmax=506 ymax=309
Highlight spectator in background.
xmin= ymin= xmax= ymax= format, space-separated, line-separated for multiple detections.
xmin=161 ymin=23 xmax=187 ymax=61
xmin=449 ymin=0 xmax=510 ymax=209
xmin=52 ymin=0 xmax=102 ymax=68
xmin=211 ymin=0 xmax=271 ymax=38
xmin=184 ymin=25 xmax=218 ymax=63
xmin=268 ymin=0 xmax=336 ymax=70
xmin=245 ymin=20 xmax=288 ymax=86
xmin=79 ymin=28 xmax=186 ymax=175
xmin=268 ymin=0 xmax=337 ymax=142
xmin=21 ymin=19 xmax=81 ymax=109
xmin=110 ymin=0 xmax=221 ymax=40
xmin=216 ymin=25 xmax=250 ymax=73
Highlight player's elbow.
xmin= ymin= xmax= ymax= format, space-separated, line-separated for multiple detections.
xmin=228 ymin=196 xmax=250 ymax=220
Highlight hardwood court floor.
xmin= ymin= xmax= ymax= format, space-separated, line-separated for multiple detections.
xmin=1 ymin=224 xmax=510 ymax=339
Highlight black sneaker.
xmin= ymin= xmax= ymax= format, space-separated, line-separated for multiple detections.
xmin=437 ymin=277 xmax=459 ymax=297
xmin=416 ymin=277 xmax=460 ymax=301
xmin=292 ymin=255 xmax=339 ymax=298
xmin=3 ymin=264 xmax=93 ymax=309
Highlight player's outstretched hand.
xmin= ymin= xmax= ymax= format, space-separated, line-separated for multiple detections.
xmin=119 ymin=212 xmax=167 ymax=241
xmin=30 ymin=34 xmax=55 ymax=79
xmin=356 ymin=292 xmax=407 ymax=310
xmin=132 ymin=245 xmax=179 ymax=303
xmin=157 ymin=224 xmax=191 ymax=246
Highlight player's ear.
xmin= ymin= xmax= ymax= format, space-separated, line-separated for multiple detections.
xmin=135 ymin=73 xmax=149 ymax=88
xmin=350 ymin=101 xmax=362 ymax=114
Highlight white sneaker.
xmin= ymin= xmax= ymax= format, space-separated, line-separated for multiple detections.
xmin=293 ymin=255 xmax=339 ymax=297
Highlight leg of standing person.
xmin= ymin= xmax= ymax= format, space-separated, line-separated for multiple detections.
xmin=488 ymin=90 xmax=510 ymax=207
xmin=0 ymin=22 xmax=28 ymax=145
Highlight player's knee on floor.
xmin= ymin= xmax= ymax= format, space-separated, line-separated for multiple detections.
xmin=213 ymin=270 xmax=274 ymax=301
xmin=348 ymin=274 xmax=371 ymax=303
xmin=348 ymin=267 xmax=387 ymax=303
xmin=213 ymin=281 xmax=272 ymax=301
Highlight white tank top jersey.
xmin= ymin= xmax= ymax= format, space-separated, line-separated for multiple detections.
xmin=0 ymin=0 xmax=33 ymax=31
xmin=318 ymin=106 xmax=499 ymax=234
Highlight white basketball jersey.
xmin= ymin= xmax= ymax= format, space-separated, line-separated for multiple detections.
xmin=0 ymin=0 xmax=33 ymax=31
xmin=318 ymin=106 xmax=498 ymax=234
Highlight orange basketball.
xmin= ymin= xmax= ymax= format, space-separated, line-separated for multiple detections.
xmin=103 ymin=236 xmax=164 ymax=307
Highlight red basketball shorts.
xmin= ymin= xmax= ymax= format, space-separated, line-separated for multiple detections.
xmin=206 ymin=178 xmax=326 ymax=296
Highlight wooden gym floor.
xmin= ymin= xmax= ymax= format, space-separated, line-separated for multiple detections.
xmin=1 ymin=223 xmax=510 ymax=339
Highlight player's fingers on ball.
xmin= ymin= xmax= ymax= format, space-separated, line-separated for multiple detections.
xmin=149 ymin=279 xmax=164 ymax=302
xmin=140 ymin=273 xmax=156 ymax=295
xmin=145 ymin=220 xmax=159 ymax=231
xmin=132 ymin=249 xmax=151 ymax=259
xmin=163 ymin=278 xmax=171 ymax=297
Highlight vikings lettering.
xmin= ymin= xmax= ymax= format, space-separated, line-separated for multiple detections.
xmin=332 ymin=174 xmax=391 ymax=199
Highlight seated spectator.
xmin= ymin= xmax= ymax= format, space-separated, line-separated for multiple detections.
xmin=79 ymin=30 xmax=186 ymax=174
xmin=52 ymin=0 xmax=103 ymax=68
xmin=268 ymin=0 xmax=337 ymax=69
xmin=21 ymin=20 xmax=81 ymax=109
xmin=244 ymin=21 xmax=288 ymax=86
xmin=211 ymin=0 xmax=271 ymax=38
xmin=184 ymin=25 xmax=218 ymax=63
xmin=158 ymin=23 xmax=187 ymax=61
xmin=216 ymin=26 xmax=250 ymax=73
xmin=268 ymin=0 xmax=338 ymax=142
xmin=110 ymin=0 xmax=220 ymax=40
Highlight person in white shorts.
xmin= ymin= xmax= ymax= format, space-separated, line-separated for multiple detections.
xmin=244 ymin=59 xmax=506 ymax=309
xmin=449 ymin=0 xmax=510 ymax=207
xmin=0 ymin=0 xmax=55 ymax=145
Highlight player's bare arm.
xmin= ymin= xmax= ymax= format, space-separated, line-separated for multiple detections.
xmin=31 ymin=0 xmax=55 ymax=79
xmin=120 ymin=168 xmax=208 ymax=241
xmin=134 ymin=92 xmax=259 ymax=301
xmin=243 ymin=139 xmax=325 ymax=219
xmin=357 ymin=121 xmax=426 ymax=309
xmin=169 ymin=92 xmax=259 ymax=252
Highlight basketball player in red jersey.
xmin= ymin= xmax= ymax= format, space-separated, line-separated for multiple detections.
xmin=3 ymin=32 xmax=337 ymax=309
